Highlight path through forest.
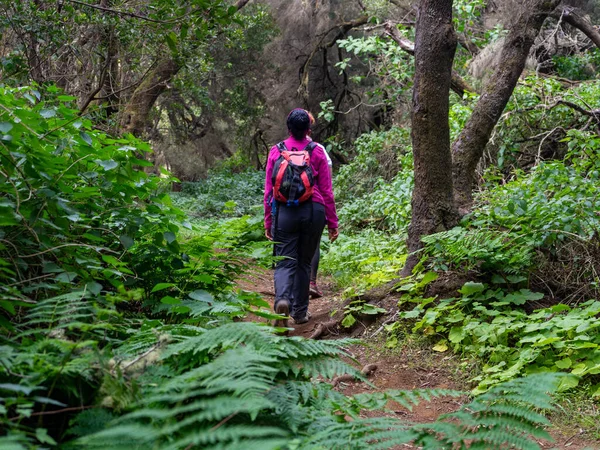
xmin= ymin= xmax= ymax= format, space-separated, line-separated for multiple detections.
xmin=237 ymin=267 xmax=599 ymax=450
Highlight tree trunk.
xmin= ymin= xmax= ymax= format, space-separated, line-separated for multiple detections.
xmin=451 ymin=0 xmax=561 ymax=212
xmin=120 ymin=58 xmax=181 ymax=137
xmin=403 ymin=0 xmax=459 ymax=276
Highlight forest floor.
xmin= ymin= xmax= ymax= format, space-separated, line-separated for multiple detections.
xmin=237 ymin=267 xmax=600 ymax=450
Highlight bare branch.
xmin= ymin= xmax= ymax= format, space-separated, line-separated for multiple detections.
xmin=551 ymin=6 xmax=600 ymax=50
xmin=65 ymin=0 xmax=179 ymax=24
xmin=298 ymin=16 xmax=369 ymax=101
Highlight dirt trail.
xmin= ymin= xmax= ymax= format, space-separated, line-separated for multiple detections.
xmin=237 ymin=267 xmax=599 ymax=450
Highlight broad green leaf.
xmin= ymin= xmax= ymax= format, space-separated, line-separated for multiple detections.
xmin=119 ymin=235 xmax=134 ymax=249
xmin=556 ymin=375 xmax=579 ymax=392
xmin=458 ymin=282 xmax=485 ymax=296
xmin=0 ymin=122 xmax=13 ymax=133
xmin=151 ymin=283 xmax=176 ymax=293
xmin=36 ymin=428 xmax=57 ymax=445
xmin=160 ymin=296 xmax=180 ymax=305
xmin=432 ymin=341 xmax=448 ymax=352
xmin=80 ymin=131 xmax=93 ymax=145
xmin=571 ymin=363 xmax=588 ymax=375
xmin=96 ymin=159 xmax=118 ymax=171
xmin=448 ymin=326 xmax=465 ymax=343
xmin=166 ymin=32 xmax=178 ymax=54
xmin=40 ymin=108 xmax=56 ymax=118
xmin=189 ymin=290 xmax=213 ymax=302
xmin=164 ymin=231 xmax=176 ymax=244
xmin=86 ymin=281 xmax=103 ymax=296
xmin=555 ymin=358 xmax=572 ymax=369
xmin=341 ymin=314 xmax=356 ymax=328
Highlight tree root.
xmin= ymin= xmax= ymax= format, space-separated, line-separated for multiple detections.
xmin=332 ymin=363 xmax=378 ymax=387
xmin=308 ymin=320 xmax=339 ymax=340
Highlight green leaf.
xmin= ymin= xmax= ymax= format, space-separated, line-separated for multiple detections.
xmin=449 ymin=326 xmax=465 ymax=344
xmin=36 ymin=428 xmax=57 ymax=445
xmin=119 ymin=235 xmax=134 ymax=249
xmin=86 ymin=281 xmax=103 ymax=296
xmin=189 ymin=290 xmax=213 ymax=302
xmin=458 ymin=282 xmax=485 ymax=296
xmin=96 ymin=159 xmax=118 ymax=171
xmin=160 ymin=296 xmax=180 ymax=305
xmin=166 ymin=32 xmax=178 ymax=54
xmin=151 ymin=283 xmax=176 ymax=293
xmin=0 ymin=122 xmax=13 ymax=133
xmin=164 ymin=231 xmax=176 ymax=244
xmin=40 ymin=108 xmax=56 ymax=119
xmin=556 ymin=374 xmax=579 ymax=392
xmin=80 ymin=131 xmax=93 ymax=145
xmin=555 ymin=358 xmax=572 ymax=369
xmin=341 ymin=314 xmax=356 ymax=328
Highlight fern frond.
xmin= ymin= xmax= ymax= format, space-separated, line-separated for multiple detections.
xmin=0 ymin=434 xmax=31 ymax=450
xmin=75 ymin=424 xmax=157 ymax=449
xmin=164 ymin=426 xmax=288 ymax=450
xmin=18 ymin=292 xmax=94 ymax=336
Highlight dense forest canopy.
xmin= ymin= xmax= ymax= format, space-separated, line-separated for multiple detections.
xmin=2 ymin=0 xmax=600 ymax=449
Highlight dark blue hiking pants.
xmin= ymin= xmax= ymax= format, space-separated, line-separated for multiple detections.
xmin=272 ymin=201 xmax=326 ymax=321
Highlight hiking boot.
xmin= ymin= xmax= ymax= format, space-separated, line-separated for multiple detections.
xmin=309 ymin=282 xmax=323 ymax=299
xmin=293 ymin=311 xmax=312 ymax=325
xmin=273 ymin=299 xmax=290 ymax=329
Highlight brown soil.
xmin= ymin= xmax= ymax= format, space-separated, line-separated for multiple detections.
xmin=236 ymin=266 xmax=600 ymax=450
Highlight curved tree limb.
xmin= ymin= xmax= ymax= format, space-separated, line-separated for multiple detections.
xmin=384 ymin=21 xmax=477 ymax=97
xmin=298 ymin=16 xmax=369 ymax=101
xmin=551 ymin=6 xmax=600 ymax=49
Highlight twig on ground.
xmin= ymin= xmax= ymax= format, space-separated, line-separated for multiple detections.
xmin=369 ymin=311 xmax=398 ymax=339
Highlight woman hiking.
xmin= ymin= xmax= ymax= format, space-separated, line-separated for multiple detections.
xmin=264 ymin=108 xmax=338 ymax=327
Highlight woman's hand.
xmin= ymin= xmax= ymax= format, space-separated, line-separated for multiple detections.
xmin=328 ymin=228 xmax=339 ymax=243
xmin=265 ymin=228 xmax=273 ymax=241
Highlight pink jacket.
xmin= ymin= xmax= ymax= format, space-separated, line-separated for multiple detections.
xmin=264 ymin=136 xmax=338 ymax=230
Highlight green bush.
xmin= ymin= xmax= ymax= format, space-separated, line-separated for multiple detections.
xmin=172 ymin=169 xmax=264 ymax=219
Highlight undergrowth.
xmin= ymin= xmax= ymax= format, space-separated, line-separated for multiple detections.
xmin=0 ymin=85 xmax=570 ymax=450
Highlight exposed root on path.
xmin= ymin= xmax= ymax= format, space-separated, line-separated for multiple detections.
xmin=332 ymin=363 xmax=378 ymax=387
xmin=308 ymin=320 xmax=339 ymax=339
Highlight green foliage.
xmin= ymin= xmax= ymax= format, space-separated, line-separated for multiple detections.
xmin=335 ymin=127 xmax=412 ymax=231
xmin=321 ymin=229 xmax=407 ymax=294
xmin=336 ymin=31 xmax=415 ymax=107
xmin=173 ymin=169 xmax=264 ymax=219
xmin=453 ymin=0 xmax=486 ymax=36
xmin=389 ymin=276 xmax=600 ymax=394
xmin=553 ymin=49 xmax=600 ymax=81
xmin=341 ymin=300 xmax=387 ymax=328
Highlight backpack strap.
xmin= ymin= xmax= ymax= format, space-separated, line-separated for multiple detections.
xmin=304 ymin=141 xmax=317 ymax=153
xmin=276 ymin=141 xmax=288 ymax=153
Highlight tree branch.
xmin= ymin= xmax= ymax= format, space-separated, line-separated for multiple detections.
xmin=298 ymin=16 xmax=370 ymax=101
xmin=551 ymin=6 xmax=600 ymax=50
xmin=384 ymin=22 xmax=477 ymax=97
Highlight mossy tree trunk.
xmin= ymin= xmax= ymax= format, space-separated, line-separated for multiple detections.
xmin=403 ymin=0 xmax=459 ymax=276
xmin=120 ymin=58 xmax=182 ymax=137
xmin=451 ymin=0 xmax=561 ymax=212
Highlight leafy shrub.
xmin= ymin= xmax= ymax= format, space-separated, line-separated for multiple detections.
xmin=321 ymin=229 xmax=407 ymax=294
xmin=172 ymin=169 xmax=264 ymax=219
xmin=335 ymin=126 xmax=411 ymax=204
xmin=553 ymin=49 xmax=600 ymax=80
xmin=389 ymin=279 xmax=600 ymax=395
